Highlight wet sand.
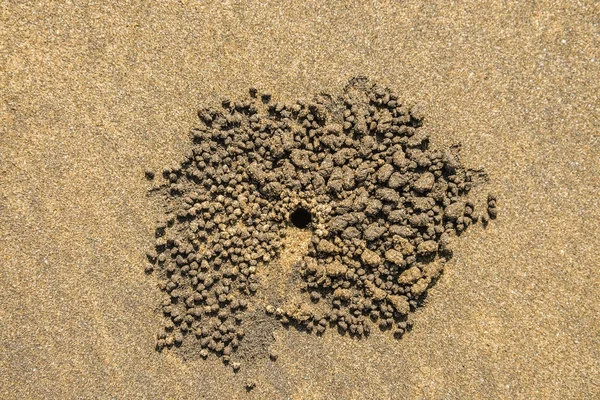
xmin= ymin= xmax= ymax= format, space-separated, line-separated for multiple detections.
xmin=1 ymin=1 xmax=599 ymax=399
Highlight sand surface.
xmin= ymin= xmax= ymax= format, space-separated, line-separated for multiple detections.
xmin=1 ymin=1 xmax=599 ymax=399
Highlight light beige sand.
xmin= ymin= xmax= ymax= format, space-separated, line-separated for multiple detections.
xmin=1 ymin=1 xmax=599 ymax=398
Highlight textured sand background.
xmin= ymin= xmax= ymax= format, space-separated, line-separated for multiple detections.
xmin=1 ymin=1 xmax=599 ymax=399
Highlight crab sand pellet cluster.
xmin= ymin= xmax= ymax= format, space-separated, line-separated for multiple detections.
xmin=144 ymin=77 xmax=496 ymax=370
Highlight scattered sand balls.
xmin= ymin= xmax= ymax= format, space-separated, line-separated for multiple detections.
xmin=145 ymin=77 xmax=495 ymax=367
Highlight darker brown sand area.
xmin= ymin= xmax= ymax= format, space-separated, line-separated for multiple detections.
xmin=1 ymin=1 xmax=599 ymax=399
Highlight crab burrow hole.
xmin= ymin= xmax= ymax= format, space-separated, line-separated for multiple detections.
xmin=290 ymin=207 xmax=312 ymax=229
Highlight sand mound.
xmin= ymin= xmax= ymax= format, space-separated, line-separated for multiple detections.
xmin=144 ymin=77 xmax=495 ymax=373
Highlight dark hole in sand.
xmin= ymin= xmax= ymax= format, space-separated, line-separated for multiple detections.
xmin=290 ymin=207 xmax=312 ymax=229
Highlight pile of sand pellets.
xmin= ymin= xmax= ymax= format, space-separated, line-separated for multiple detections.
xmin=144 ymin=77 xmax=496 ymax=371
